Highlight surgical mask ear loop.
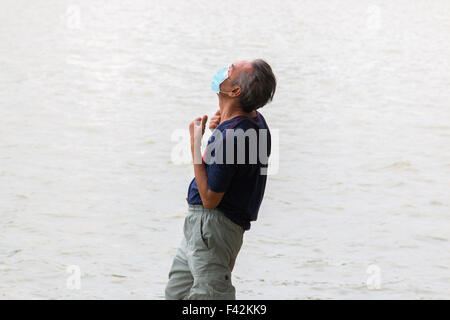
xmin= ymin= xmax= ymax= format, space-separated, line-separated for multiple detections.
xmin=219 ymin=84 xmax=237 ymax=96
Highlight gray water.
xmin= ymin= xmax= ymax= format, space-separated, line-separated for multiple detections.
xmin=0 ymin=0 xmax=449 ymax=299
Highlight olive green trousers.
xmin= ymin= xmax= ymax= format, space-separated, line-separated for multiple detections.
xmin=165 ymin=204 xmax=244 ymax=300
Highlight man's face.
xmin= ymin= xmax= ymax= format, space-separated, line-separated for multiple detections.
xmin=220 ymin=60 xmax=253 ymax=95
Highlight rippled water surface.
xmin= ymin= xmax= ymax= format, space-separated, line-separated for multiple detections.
xmin=0 ymin=0 xmax=449 ymax=299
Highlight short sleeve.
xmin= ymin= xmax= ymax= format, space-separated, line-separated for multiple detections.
xmin=205 ymin=131 xmax=237 ymax=193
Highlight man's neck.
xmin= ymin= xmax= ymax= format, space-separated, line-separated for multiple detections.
xmin=220 ymin=101 xmax=256 ymax=123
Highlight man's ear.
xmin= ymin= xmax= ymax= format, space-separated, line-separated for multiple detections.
xmin=231 ymin=86 xmax=241 ymax=98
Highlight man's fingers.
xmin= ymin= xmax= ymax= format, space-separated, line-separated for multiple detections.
xmin=201 ymin=115 xmax=208 ymax=133
xmin=209 ymin=122 xmax=218 ymax=130
xmin=209 ymin=109 xmax=221 ymax=130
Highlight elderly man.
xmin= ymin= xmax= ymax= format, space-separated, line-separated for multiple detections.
xmin=165 ymin=59 xmax=276 ymax=300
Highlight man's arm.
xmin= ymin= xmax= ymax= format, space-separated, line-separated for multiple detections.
xmin=193 ymin=159 xmax=225 ymax=209
xmin=190 ymin=115 xmax=225 ymax=209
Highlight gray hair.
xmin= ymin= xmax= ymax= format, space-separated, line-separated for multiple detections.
xmin=232 ymin=59 xmax=277 ymax=113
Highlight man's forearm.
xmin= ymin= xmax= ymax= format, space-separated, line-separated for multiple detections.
xmin=191 ymin=140 xmax=210 ymax=206
xmin=194 ymin=162 xmax=209 ymax=203
xmin=189 ymin=117 xmax=224 ymax=209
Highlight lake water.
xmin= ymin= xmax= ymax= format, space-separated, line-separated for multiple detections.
xmin=0 ymin=0 xmax=449 ymax=299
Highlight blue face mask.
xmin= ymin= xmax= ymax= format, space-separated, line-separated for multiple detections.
xmin=211 ymin=65 xmax=230 ymax=93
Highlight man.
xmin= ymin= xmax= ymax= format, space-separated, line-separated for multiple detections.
xmin=165 ymin=59 xmax=276 ymax=300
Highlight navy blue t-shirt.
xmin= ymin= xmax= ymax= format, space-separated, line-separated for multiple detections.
xmin=187 ymin=111 xmax=271 ymax=231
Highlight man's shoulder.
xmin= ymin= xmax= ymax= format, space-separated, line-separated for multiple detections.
xmin=227 ymin=113 xmax=269 ymax=131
